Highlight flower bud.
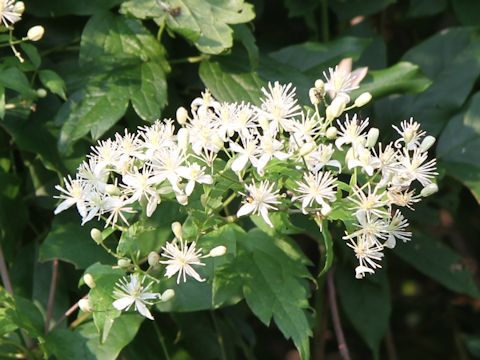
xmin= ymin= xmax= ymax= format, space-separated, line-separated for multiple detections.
xmin=177 ymin=128 xmax=189 ymax=150
xmin=147 ymin=251 xmax=160 ymax=267
xmin=419 ymin=135 xmax=436 ymax=153
xmin=176 ymin=106 xmax=188 ymax=125
xmin=171 ymin=222 xmax=183 ymax=240
xmin=78 ymin=298 xmax=92 ymax=313
xmin=117 ymin=258 xmax=131 ymax=268
xmin=83 ymin=273 xmax=96 ymax=289
xmin=14 ymin=1 xmax=25 ymax=15
xmin=420 ymin=183 xmax=438 ymax=197
xmin=314 ymin=79 xmax=325 ymax=90
xmin=354 ymin=92 xmax=372 ymax=108
xmin=161 ymin=289 xmax=175 ymax=302
xmin=366 ymin=128 xmax=379 ymax=148
xmin=176 ymin=193 xmax=188 ymax=206
xmin=325 ymin=126 xmax=337 ymax=139
xmin=90 ymin=228 xmax=103 ymax=244
xmin=299 ymin=142 xmax=316 ymax=156
xmin=309 ymin=88 xmax=321 ymax=105
xmin=209 ymin=246 xmax=227 ymax=257
xmin=36 ymin=88 xmax=47 ymax=98
xmin=105 ymin=184 xmax=120 ymax=196
xmin=27 ymin=26 xmax=45 ymax=42
xmin=326 ymin=97 xmax=346 ymax=120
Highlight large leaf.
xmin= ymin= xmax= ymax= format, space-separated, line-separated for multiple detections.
xmin=394 ymin=232 xmax=480 ymax=297
xmin=375 ymin=27 xmax=480 ymax=136
xmin=39 ymin=211 xmax=114 ymax=269
xmin=336 ymin=266 xmax=391 ymax=359
xmin=121 ymin=0 xmax=255 ymax=54
xmin=236 ymin=229 xmax=313 ymax=360
xmin=437 ymin=92 xmax=480 ymax=203
xmin=56 ymin=12 xmax=169 ymax=153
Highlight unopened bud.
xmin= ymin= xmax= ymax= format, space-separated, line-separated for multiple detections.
xmin=171 ymin=222 xmax=183 ymax=240
xmin=325 ymin=126 xmax=337 ymax=139
xmin=209 ymin=246 xmax=227 ymax=257
xmin=354 ymin=92 xmax=372 ymax=108
xmin=326 ymin=97 xmax=346 ymax=120
xmin=78 ymin=298 xmax=92 ymax=312
xmin=420 ymin=183 xmax=438 ymax=197
xmin=27 ymin=26 xmax=45 ymax=42
xmin=161 ymin=289 xmax=175 ymax=302
xmin=176 ymin=106 xmax=188 ymax=125
xmin=309 ymin=88 xmax=321 ymax=105
xmin=36 ymin=88 xmax=47 ymax=98
xmin=117 ymin=258 xmax=131 ymax=268
xmin=299 ymin=142 xmax=316 ymax=156
xmin=90 ymin=228 xmax=103 ymax=244
xmin=176 ymin=193 xmax=188 ymax=206
xmin=366 ymin=128 xmax=379 ymax=148
xmin=147 ymin=251 xmax=160 ymax=267
xmin=105 ymin=184 xmax=120 ymax=196
xmin=14 ymin=1 xmax=25 ymax=14
xmin=314 ymin=79 xmax=325 ymax=90
xmin=177 ymin=128 xmax=189 ymax=149
xmin=83 ymin=273 xmax=96 ymax=289
xmin=419 ymin=135 xmax=436 ymax=152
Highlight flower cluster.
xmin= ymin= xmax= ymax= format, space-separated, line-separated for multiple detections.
xmin=55 ymin=59 xmax=438 ymax=318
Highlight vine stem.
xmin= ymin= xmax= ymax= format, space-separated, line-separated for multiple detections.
xmin=0 ymin=243 xmax=13 ymax=294
xmin=51 ymin=295 xmax=87 ymax=331
xmin=153 ymin=321 xmax=171 ymax=360
xmin=327 ymin=270 xmax=351 ymax=360
xmin=45 ymin=259 xmax=59 ymax=333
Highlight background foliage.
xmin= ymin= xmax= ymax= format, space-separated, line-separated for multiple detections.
xmin=1 ymin=0 xmax=480 ymax=359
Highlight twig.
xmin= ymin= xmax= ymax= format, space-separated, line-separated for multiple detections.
xmin=51 ymin=295 xmax=87 ymax=331
xmin=153 ymin=321 xmax=171 ymax=360
xmin=327 ymin=270 xmax=351 ymax=360
xmin=45 ymin=259 xmax=59 ymax=333
xmin=0 ymin=243 xmax=13 ymax=294
xmin=385 ymin=328 xmax=398 ymax=360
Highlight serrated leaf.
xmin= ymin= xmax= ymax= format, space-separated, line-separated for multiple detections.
xmin=57 ymin=12 xmax=169 ymax=153
xmin=394 ymin=232 xmax=480 ymax=297
xmin=39 ymin=211 xmax=114 ymax=269
xmin=39 ymin=70 xmax=67 ymax=100
xmin=437 ymin=92 xmax=480 ymax=203
xmin=336 ymin=266 xmax=391 ymax=359
xmin=236 ymin=229 xmax=312 ymax=360
xmin=123 ymin=0 xmax=255 ymax=55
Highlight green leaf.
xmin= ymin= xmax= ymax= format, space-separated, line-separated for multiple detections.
xmin=57 ymin=12 xmax=169 ymax=153
xmin=451 ymin=0 xmax=480 ymax=25
xmin=329 ymin=0 xmax=395 ymax=21
xmin=407 ymin=0 xmax=447 ymax=18
xmin=20 ymin=43 xmax=41 ymax=69
xmin=270 ymin=36 xmax=371 ymax=75
xmin=437 ymin=92 xmax=480 ymax=203
xmin=236 ymin=229 xmax=312 ymax=360
xmin=77 ymin=314 xmax=144 ymax=360
xmin=123 ymin=0 xmax=255 ymax=55
xmin=319 ymin=222 xmax=334 ymax=276
xmin=336 ymin=266 xmax=391 ymax=359
xmin=352 ymin=61 xmax=432 ymax=99
xmin=29 ymin=0 xmax=123 ymax=16
xmin=39 ymin=211 xmax=114 ymax=269
xmin=394 ymin=232 xmax=480 ymax=297
xmin=0 ymin=66 xmax=35 ymax=98
xmin=375 ymin=27 xmax=480 ymax=136
xmin=39 ymin=70 xmax=67 ymax=100
xmin=45 ymin=329 xmax=93 ymax=360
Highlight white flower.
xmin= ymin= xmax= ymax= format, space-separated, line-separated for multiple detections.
xmin=343 ymin=211 xmax=389 ymax=247
xmin=387 ymin=188 xmax=421 ymax=209
xmin=150 ymin=147 xmax=187 ymax=192
xmin=229 ymin=135 xmax=259 ymax=173
xmin=384 ymin=210 xmax=411 ymax=248
xmin=323 ymin=58 xmax=368 ymax=101
xmin=335 ymin=114 xmax=369 ymax=150
xmin=349 ymin=184 xmax=389 ymax=219
xmin=0 ymin=0 xmax=22 ymax=27
xmin=103 ymin=196 xmax=135 ymax=227
xmin=177 ymin=163 xmax=213 ymax=196
xmin=139 ymin=120 xmax=177 ymax=158
xmin=260 ymin=82 xmax=301 ymax=133
xmin=253 ymin=134 xmax=289 ymax=175
xmin=346 ymin=236 xmax=384 ymax=279
xmin=372 ymin=143 xmax=398 ymax=186
xmin=90 ymin=139 xmax=121 ymax=171
xmin=77 ymin=158 xmax=109 ymax=192
xmin=392 ymin=118 xmax=425 ymax=150
xmin=54 ymin=176 xmax=88 ymax=217
xmin=395 ymin=148 xmax=438 ymax=187
xmin=237 ymin=180 xmax=281 ymax=227
xmin=160 ymin=239 xmax=206 ymax=283
xmin=292 ymin=171 xmax=337 ymax=214
xmin=346 ymin=145 xmax=381 ymax=176
xmin=191 ymin=89 xmax=220 ymax=112
xmin=112 ymin=274 xmax=160 ymax=320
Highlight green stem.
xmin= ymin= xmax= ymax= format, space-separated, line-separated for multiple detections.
xmin=153 ymin=321 xmax=171 ymax=360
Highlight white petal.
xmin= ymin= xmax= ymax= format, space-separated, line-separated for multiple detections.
xmin=231 ymin=155 xmax=249 ymax=173
xmin=260 ymin=206 xmax=274 ymax=227
xmin=237 ymin=203 xmax=255 ymax=218
xmin=135 ymin=300 xmax=154 ymax=320
xmin=355 ymin=266 xmax=374 ymax=279
xmin=113 ymin=297 xmax=135 ymax=311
